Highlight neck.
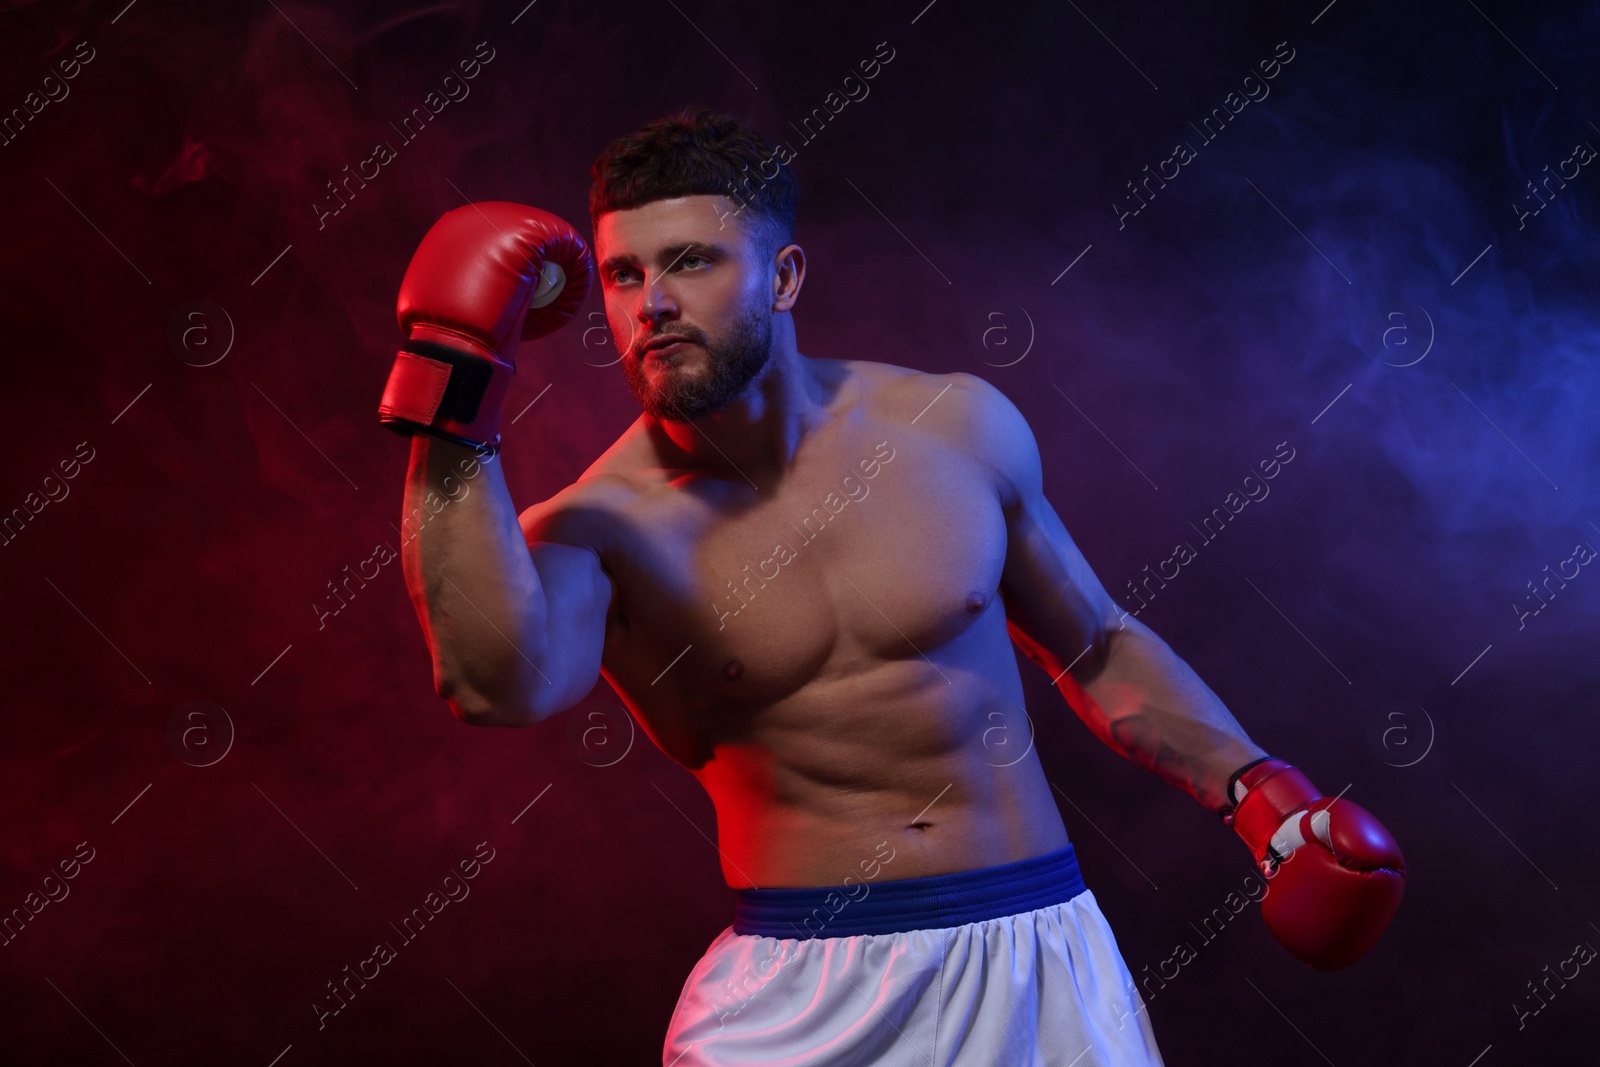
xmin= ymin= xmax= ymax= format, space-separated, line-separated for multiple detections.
xmin=649 ymin=316 xmax=826 ymax=486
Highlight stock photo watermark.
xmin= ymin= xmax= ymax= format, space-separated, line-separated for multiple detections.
xmin=1116 ymin=441 xmax=1297 ymax=619
xmin=978 ymin=307 xmax=1035 ymax=368
xmin=1 ymin=440 xmax=95 ymax=549
xmin=792 ymin=840 xmax=898 ymax=940
xmin=0 ymin=39 xmax=96 ymax=150
xmin=1379 ymin=305 xmax=1434 ymax=367
xmin=564 ymin=704 xmax=637 ymax=767
xmin=710 ymin=439 xmax=897 ymax=630
xmin=1366 ymin=700 xmax=1435 ymax=769
xmin=0 ymin=842 xmax=97 ymax=949
xmin=717 ymin=40 xmax=897 ymax=233
xmin=1114 ymin=40 xmax=1298 ymax=230
xmin=980 ymin=702 xmax=1036 ymax=768
xmin=701 ymin=840 xmax=899 ymax=1040
xmin=1511 ymin=933 xmax=1595 ymax=1031
xmin=314 ymin=41 xmax=498 ymax=231
xmin=1511 ymin=131 xmax=1596 ymax=232
xmin=1512 ymin=536 xmax=1594 ymax=630
xmin=314 ymin=542 xmax=399 ymax=630
xmin=166 ymin=300 xmax=235 ymax=367
xmin=165 ymin=699 xmax=236 ymax=768
xmin=1117 ymin=846 xmax=1302 ymax=1030
xmin=312 ymin=840 xmax=497 ymax=1030
xmin=398 ymin=442 xmax=497 ymax=546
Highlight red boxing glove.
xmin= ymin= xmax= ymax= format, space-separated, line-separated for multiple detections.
xmin=1222 ymin=757 xmax=1406 ymax=970
xmin=378 ymin=201 xmax=593 ymax=453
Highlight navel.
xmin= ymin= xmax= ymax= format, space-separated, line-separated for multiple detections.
xmin=722 ymin=658 xmax=744 ymax=680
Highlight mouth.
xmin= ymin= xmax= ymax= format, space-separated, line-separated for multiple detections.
xmin=643 ymin=337 xmax=695 ymax=358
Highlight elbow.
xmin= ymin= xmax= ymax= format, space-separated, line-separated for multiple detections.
xmin=451 ymin=698 xmax=537 ymax=728
xmin=1067 ymin=616 xmax=1126 ymax=684
xmin=433 ymin=633 xmax=555 ymax=727
xmin=437 ymin=675 xmax=540 ymax=728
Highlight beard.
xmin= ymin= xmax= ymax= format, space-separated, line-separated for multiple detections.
xmin=620 ymin=303 xmax=774 ymax=422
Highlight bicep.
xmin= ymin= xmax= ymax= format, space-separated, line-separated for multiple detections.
xmin=955 ymin=374 xmax=1120 ymax=678
xmin=1000 ymin=488 xmax=1123 ymax=679
xmin=520 ymin=510 xmax=613 ymax=721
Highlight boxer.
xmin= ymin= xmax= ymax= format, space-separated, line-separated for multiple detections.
xmin=381 ymin=109 xmax=1404 ymax=1065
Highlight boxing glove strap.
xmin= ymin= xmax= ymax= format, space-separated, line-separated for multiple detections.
xmin=1222 ymin=757 xmax=1323 ymax=862
xmin=378 ymin=339 xmax=513 ymax=453
xmin=1224 ymin=755 xmax=1278 ymax=808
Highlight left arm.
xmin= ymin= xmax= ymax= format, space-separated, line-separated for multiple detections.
xmin=1039 ymin=618 xmax=1266 ymax=815
xmin=949 ymin=374 xmax=1264 ymax=813
xmin=942 ymin=373 xmax=1404 ymax=971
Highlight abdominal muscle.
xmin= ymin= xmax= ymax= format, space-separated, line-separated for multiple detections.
xmin=686 ymin=661 xmax=1073 ymax=890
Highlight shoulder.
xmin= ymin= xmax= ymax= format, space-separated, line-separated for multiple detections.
xmin=849 ymin=362 xmax=1039 ymax=510
xmin=518 ymin=476 xmax=626 ymax=553
xmin=838 ymin=359 xmax=1020 ymax=431
xmin=518 ymin=426 xmax=655 ymax=554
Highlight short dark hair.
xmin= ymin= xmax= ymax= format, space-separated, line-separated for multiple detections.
xmin=587 ymin=108 xmax=798 ymax=259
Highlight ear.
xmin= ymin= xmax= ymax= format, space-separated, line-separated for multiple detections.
xmin=771 ymin=242 xmax=806 ymax=312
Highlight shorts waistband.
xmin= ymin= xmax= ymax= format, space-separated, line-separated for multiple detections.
xmin=732 ymin=842 xmax=1086 ymax=939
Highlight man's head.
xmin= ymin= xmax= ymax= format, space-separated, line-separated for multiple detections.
xmin=588 ymin=108 xmax=802 ymax=422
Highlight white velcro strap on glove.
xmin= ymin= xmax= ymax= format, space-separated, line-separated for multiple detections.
xmin=1268 ymin=807 xmax=1333 ymax=859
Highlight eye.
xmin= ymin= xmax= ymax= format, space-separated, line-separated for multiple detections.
xmin=680 ymin=254 xmax=709 ymax=270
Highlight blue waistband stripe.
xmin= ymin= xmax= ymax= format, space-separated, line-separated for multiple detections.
xmin=732 ymin=843 xmax=1086 ymax=939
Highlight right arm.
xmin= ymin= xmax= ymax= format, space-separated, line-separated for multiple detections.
xmin=400 ymin=434 xmax=610 ymax=726
xmin=377 ymin=200 xmax=601 ymax=726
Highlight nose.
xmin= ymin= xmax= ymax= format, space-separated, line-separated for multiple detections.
xmin=637 ymin=269 xmax=679 ymax=327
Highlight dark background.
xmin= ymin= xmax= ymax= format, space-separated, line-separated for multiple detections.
xmin=2 ymin=0 xmax=1597 ymax=1063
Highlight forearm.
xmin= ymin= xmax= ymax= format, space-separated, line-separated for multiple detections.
xmin=1056 ymin=615 xmax=1266 ymax=813
xmin=400 ymin=435 xmax=549 ymax=723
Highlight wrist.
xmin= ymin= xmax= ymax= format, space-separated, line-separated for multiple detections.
xmin=1220 ymin=756 xmax=1323 ymax=867
xmin=1223 ymin=754 xmax=1279 ymax=810
xmin=1194 ymin=744 xmax=1270 ymax=815
xmin=413 ymin=431 xmax=498 ymax=475
xmin=379 ymin=337 xmax=514 ymax=453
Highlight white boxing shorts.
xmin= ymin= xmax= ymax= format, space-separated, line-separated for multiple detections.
xmin=662 ymin=843 xmax=1165 ymax=1066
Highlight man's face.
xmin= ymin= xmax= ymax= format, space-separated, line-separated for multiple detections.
xmin=595 ymin=195 xmax=775 ymax=422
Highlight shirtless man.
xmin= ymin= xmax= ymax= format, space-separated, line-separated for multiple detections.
xmin=378 ymin=109 xmax=1406 ymax=1066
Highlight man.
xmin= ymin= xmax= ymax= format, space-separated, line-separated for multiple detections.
xmin=378 ymin=109 xmax=1405 ymax=1066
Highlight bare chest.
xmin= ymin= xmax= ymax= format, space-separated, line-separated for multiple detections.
xmin=600 ymin=429 xmax=1008 ymax=715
